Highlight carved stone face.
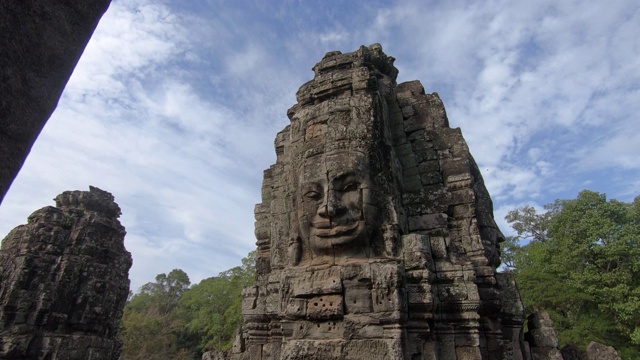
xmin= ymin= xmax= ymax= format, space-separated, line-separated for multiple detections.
xmin=297 ymin=149 xmax=375 ymax=264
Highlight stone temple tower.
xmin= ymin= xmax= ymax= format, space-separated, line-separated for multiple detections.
xmin=232 ymin=44 xmax=527 ymax=360
xmin=0 ymin=186 xmax=132 ymax=359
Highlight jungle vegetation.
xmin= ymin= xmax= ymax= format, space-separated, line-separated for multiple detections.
xmin=119 ymin=190 xmax=639 ymax=358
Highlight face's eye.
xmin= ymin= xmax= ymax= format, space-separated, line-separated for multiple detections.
xmin=341 ymin=182 xmax=359 ymax=192
xmin=304 ymin=190 xmax=322 ymax=200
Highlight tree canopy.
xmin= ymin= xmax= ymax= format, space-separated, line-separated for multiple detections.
xmin=505 ymin=190 xmax=640 ymax=358
xmin=118 ymin=191 xmax=640 ymax=358
xmin=119 ymin=251 xmax=255 ymax=359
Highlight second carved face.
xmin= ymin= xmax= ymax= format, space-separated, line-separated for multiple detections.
xmin=297 ymin=149 xmax=376 ymax=265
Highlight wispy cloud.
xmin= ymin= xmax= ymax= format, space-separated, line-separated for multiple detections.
xmin=368 ymin=0 xmax=640 ymax=200
xmin=1 ymin=0 xmax=638 ymax=289
xmin=0 ymin=0 xmax=263 ymax=289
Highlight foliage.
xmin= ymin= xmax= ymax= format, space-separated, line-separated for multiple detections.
xmin=119 ymin=252 xmax=256 ymax=359
xmin=504 ymin=204 xmax=553 ymax=242
xmin=505 ymin=190 xmax=640 ymax=358
xmin=177 ymin=250 xmax=256 ymax=352
xmin=499 ymin=235 xmax=520 ymax=271
xmin=119 ymin=269 xmax=193 ymax=360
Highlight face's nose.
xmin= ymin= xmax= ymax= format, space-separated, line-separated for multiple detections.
xmin=318 ymin=188 xmax=342 ymax=218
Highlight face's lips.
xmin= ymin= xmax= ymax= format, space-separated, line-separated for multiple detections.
xmin=311 ymin=220 xmax=360 ymax=237
xmin=310 ymin=220 xmax=332 ymax=229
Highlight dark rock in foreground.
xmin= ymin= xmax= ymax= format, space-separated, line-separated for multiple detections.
xmin=0 ymin=186 xmax=132 ymax=359
xmin=0 ymin=1 xmax=111 ymax=203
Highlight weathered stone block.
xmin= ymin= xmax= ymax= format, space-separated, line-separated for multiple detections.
xmin=310 ymin=267 xmax=342 ymax=295
xmin=528 ymin=328 xmax=559 ymax=348
xmin=414 ymin=147 xmax=439 ymax=162
xmin=456 ymin=346 xmax=483 ymax=360
xmin=306 ymin=295 xmax=343 ymax=319
xmin=291 ymin=320 xmax=344 ymax=339
xmin=585 ymin=341 xmax=622 ymax=360
xmin=407 ymin=283 xmax=433 ymax=309
xmin=420 ymin=171 xmax=444 ymax=186
xmin=283 ymin=298 xmax=306 ymax=319
xmin=531 ymin=347 xmax=563 ymax=360
xmin=343 ymin=339 xmax=400 ymax=360
xmin=344 ymin=283 xmax=373 ymax=314
xmin=281 ymin=340 xmax=343 ymax=360
xmin=418 ymin=159 xmax=440 ymax=173
xmin=451 ymin=188 xmax=476 ymax=205
xmin=408 ymin=213 xmax=448 ymax=231
xmin=371 ymin=263 xmax=404 ymax=313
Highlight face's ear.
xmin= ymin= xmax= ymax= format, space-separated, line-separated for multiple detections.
xmin=288 ymin=236 xmax=302 ymax=266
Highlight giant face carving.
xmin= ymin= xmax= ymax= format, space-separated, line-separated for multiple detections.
xmin=297 ymin=149 xmax=377 ymax=265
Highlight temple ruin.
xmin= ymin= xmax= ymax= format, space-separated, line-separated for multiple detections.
xmin=223 ymin=44 xmax=530 ymax=360
xmin=0 ymin=186 xmax=132 ymax=359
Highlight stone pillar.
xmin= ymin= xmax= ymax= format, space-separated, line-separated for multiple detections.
xmin=0 ymin=186 xmax=132 ymax=359
xmin=525 ymin=312 xmax=563 ymax=360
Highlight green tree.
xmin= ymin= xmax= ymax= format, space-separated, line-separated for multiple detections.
xmin=120 ymin=269 xmax=193 ymax=360
xmin=504 ymin=204 xmax=553 ymax=242
xmin=499 ymin=235 xmax=520 ymax=271
xmin=506 ymin=191 xmax=640 ymax=358
xmin=119 ymin=253 xmax=257 ymax=359
xmin=139 ymin=269 xmax=191 ymax=315
xmin=177 ymin=251 xmax=256 ymax=353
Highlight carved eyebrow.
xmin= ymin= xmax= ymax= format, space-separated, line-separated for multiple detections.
xmin=302 ymin=182 xmax=322 ymax=194
xmin=334 ymin=171 xmax=357 ymax=181
xmin=333 ymin=173 xmax=360 ymax=190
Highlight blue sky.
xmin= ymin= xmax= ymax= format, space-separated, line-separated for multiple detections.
xmin=1 ymin=0 xmax=638 ymax=291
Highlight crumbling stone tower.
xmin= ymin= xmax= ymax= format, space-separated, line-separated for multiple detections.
xmin=233 ymin=44 xmax=527 ymax=359
xmin=0 ymin=186 xmax=132 ymax=359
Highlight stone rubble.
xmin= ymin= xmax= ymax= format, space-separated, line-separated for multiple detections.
xmin=585 ymin=342 xmax=622 ymax=360
xmin=525 ymin=312 xmax=563 ymax=360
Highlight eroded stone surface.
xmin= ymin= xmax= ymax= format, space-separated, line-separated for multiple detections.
xmin=226 ymin=44 xmax=533 ymax=359
xmin=525 ymin=312 xmax=563 ymax=360
xmin=585 ymin=342 xmax=622 ymax=360
xmin=561 ymin=344 xmax=586 ymax=360
xmin=0 ymin=186 xmax=131 ymax=359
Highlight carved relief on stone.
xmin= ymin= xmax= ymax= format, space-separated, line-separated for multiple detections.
xmin=221 ymin=44 xmax=534 ymax=360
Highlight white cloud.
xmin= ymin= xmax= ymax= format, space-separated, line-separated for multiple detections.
xmin=0 ymin=0 xmax=261 ymax=290
xmin=1 ymin=0 xmax=639 ymax=291
xmin=574 ymin=126 xmax=640 ymax=171
xmin=225 ymin=44 xmax=267 ymax=76
xmin=318 ymin=30 xmax=349 ymax=44
xmin=368 ymin=0 xmax=640 ymax=204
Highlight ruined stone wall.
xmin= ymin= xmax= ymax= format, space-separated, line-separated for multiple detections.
xmin=223 ymin=44 xmax=529 ymax=360
xmin=0 ymin=186 xmax=132 ymax=359
xmin=0 ymin=1 xmax=111 ymax=203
